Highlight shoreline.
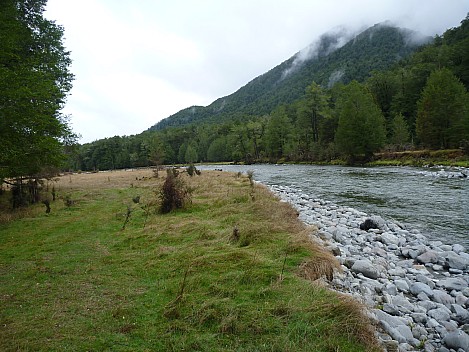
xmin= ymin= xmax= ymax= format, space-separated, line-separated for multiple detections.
xmin=268 ymin=183 xmax=469 ymax=352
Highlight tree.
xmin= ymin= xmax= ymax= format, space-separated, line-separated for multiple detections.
xmin=295 ymin=83 xmax=330 ymax=159
xmin=265 ymin=106 xmax=292 ymax=160
xmin=184 ymin=142 xmax=198 ymax=164
xmin=390 ymin=113 xmax=410 ymax=150
xmin=0 ymin=0 xmax=74 ymax=203
xmin=416 ymin=68 xmax=469 ymax=149
xmin=334 ymin=81 xmax=386 ymax=163
xmin=367 ymin=71 xmax=399 ymax=134
xmin=207 ymin=137 xmax=228 ymax=162
xmin=147 ymin=134 xmax=166 ymax=167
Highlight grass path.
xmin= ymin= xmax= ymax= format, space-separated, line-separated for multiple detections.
xmin=0 ymin=169 xmax=378 ymax=351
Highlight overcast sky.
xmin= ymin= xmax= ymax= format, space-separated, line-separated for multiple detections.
xmin=45 ymin=0 xmax=468 ymax=143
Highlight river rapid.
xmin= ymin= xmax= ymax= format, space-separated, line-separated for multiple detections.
xmin=200 ymin=164 xmax=468 ymax=247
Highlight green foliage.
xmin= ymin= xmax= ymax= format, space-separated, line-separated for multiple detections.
xmin=335 ymin=81 xmax=386 ymax=163
xmin=0 ymin=0 xmax=75 ymax=180
xmin=184 ymin=142 xmax=198 ymax=164
xmin=207 ymin=136 xmax=229 ymax=162
xmin=390 ymin=113 xmax=411 ymax=150
xmin=416 ymin=68 xmax=469 ymax=149
xmin=294 ymin=83 xmax=330 ymax=159
xmin=265 ymin=106 xmax=293 ymax=160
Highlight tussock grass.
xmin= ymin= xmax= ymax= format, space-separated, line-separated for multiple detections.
xmin=0 ymin=169 xmax=379 ymax=351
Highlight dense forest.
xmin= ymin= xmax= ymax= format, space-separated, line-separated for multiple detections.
xmin=72 ymin=15 xmax=469 ymax=170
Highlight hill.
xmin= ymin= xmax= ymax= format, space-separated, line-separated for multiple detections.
xmin=68 ymin=15 xmax=469 ymax=170
xmin=150 ymin=23 xmax=430 ymax=131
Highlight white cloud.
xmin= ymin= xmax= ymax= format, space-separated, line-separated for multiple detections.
xmin=45 ymin=0 xmax=469 ymax=143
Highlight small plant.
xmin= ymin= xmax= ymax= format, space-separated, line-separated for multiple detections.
xmin=246 ymin=170 xmax=255 ymax=201
xmin=42 ymin=200 xmax=51 ymax=214
xmin=64 ymin=195 xmax=74 ymax=207
xmin=159 ymin=169 xmax=191 ymax=214
xmin=187 ymin=164 xmax=197 ymax=177
xmin=142 ymin=203 xmax=151 ymax=229
xmin=246 ymin=170 xmax=254 ymax=186
xmin=230 ymin=225 xmax=240 ymax=242
xmin=279 ymin=251 xmax=288 ymax=282
xmin=121 ymin=205 xmax=133 ymax=230
xmin=132 ymin=195 xmax=140 ymax=204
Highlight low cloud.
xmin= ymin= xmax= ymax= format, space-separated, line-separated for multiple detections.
xmin=281 ymin=26 xmax=360 ymax=80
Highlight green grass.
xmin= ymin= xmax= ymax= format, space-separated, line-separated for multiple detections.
xmin=0 ymin=170 xmax=378 ymax=351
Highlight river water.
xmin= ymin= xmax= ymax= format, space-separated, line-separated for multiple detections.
xmin=200 ymin=164 xmax=469 ymax=247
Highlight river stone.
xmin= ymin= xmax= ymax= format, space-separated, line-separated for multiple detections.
xmin=410 ymin=282 xmax=434 ymax=297
xmin=395 ymin=324 xmax=415 ymax=342
xmin=370 ymin=215 xmax=387 ymax=230
xmin=383 ymin=303 xmax=400 ymax=316
xmin=445 ymin=252 xmax=469 ymax=270
xmin=443 ymin=330 xmax=469 ymax=351
xmin=392 ymin=295 xmax=414 ymax=311
xmin=359 ymin=218 xmax=379 ymax=231
xmin=417 ymin=250 xmax=439 ymax=264
xmin=374 ymin=309 xmax=407 ymax=327
xmin=408 ymin=245 xmax=427 ymax=259
xmin=453 ymin=244 xmax=466 ymax=254
xmin=411 ymin=313 xmax=428 ymax=324
xmin=416 ymin=274 xmax=435 ymax=287
xmin=388 ymin=267 xmax=407 ymax=277
xmin=451 ymin=304 xmax=469 ymax=324
xmin=455 ymin=293 xmax=468 ymax=306
xmin=379 ymin=232 xmax=400 ymax=246
xmin=432 ymin=290 xmax=455 ymax=308
xmin=438 ymin=278 xmax=469 ymax=291
xmin=395 ymin=279 xmax=410 ymax=293
xmin=384 ymin=283 xmax=398 ymax=296
xmin=351 ymin=259 xmax=379 ymax=279
xmin=441 ymin=245 xmax=453 ymax=252
xmin=426 ymin=318 xmax=440 ymax=328
xmin=428 ymin=307 xmax=451 ymax=322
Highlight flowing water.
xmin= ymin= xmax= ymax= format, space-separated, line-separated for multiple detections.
xmin=200 ymin=164 xmax=469 ymax=247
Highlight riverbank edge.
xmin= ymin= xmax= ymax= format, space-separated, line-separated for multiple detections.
xmin=199 ymin=148 xmax=469 ymax=168
xmin=266 ymin=183 xmax=469 ymax=352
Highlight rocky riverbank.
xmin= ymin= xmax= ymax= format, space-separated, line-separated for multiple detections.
xmin=269 ymin=184 xmax=469 ymax=352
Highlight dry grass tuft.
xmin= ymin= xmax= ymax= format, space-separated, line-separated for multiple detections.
xmin=298 ymin=256 xmax=341 ymax=282
xmin=313 ymin=294 xmax=380 ymax=350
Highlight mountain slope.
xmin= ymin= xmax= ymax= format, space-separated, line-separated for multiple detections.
xmin=150 ymin=23 xmax=431 ymax=131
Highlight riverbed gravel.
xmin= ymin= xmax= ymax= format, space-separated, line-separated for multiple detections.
xmin=268 ymin=183 xmax=469 ymax=352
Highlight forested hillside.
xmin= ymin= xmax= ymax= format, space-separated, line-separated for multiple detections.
xmin=151 ymin=23 xmax=429 ymax=131
xmin=70 ymin=16 xmax=469 ymax=170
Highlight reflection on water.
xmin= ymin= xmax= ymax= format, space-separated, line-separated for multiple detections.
xmin=200 ymin=164 xmax=469 ymax=247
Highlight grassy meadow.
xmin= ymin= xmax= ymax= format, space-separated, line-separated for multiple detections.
xmin=0 ymin=169 xmax=379 ymax=351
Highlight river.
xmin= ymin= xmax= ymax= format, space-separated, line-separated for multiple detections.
xmin=200 ymin=164 xmax=469 ymax=247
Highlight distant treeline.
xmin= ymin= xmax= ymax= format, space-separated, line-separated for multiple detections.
xmin=69 ymin=15 xmax=469 ymax=170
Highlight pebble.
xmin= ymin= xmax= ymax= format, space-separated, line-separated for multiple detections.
xmin=269 ymin=184 xmax=469 ymax=352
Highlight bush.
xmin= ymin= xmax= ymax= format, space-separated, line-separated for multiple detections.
xmin=187 ymin=164 xmax=198 ymax=177
xmin=159 ymin=169 xmax=191 ymax=214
